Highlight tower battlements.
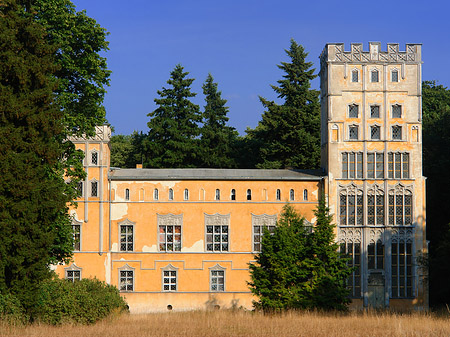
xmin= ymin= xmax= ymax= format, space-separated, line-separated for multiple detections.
xmin=320 ymin=42 xmax=422 ymax=65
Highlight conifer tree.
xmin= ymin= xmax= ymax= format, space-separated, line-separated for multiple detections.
xmin=248 ymin=39 xmax=321 ymax=169
xmin=201 ymin=74 xmax=238 ymax=168
xmin=248 ymin=201 xmax=351 ymax=311
xmin=0 ymin=0 xmax=73 ymax=310
xmin=145 ymin=64 xmax=202 ymax=168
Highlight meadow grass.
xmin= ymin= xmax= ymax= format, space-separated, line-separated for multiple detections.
xmin=1 ymin=309 xmax=449 ymax=337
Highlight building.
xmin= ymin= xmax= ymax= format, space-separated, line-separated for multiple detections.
xmin=56 ymin=43 xmax=428 ymax=311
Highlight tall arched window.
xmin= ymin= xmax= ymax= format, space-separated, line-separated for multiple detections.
xmin=184 ymin=188 xmax=189 ymax=200
xmin=289 ymin=189 xmax=295 ymax=201
xmin=303 ymin=189 xmax=308 ymax=201
xmin=230 ymin=189 xmax=236 ymax=201
xmin=246 ymin=189 xmax=252 ymax=201
xmin=125 ymin=188 xmax=130 ymax=201
xmin=154 ymin=188 xmax=159 ymax=201
xmin=215 ymin=189 xmax=220 ymax=200
xmin=168 ymin=188 xmax=174 ymax=201
xmin=276 ymin=189 xmax=281 ymax=201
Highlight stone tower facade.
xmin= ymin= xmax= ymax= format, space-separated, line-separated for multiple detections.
xmin=319 ymin=43 xmax=427 ymax=309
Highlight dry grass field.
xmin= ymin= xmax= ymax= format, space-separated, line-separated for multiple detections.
xmin=1 ymin=310 xmax=450 ymax=337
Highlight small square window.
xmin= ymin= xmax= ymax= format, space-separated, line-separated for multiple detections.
xmin=66 ymin=270 xmax=81 ymax=282
xmin=349 ymin=104 xmax=359 ymax=118
xmin=349 ymin=126 xmax=358 ymax=140
xmin=392 ymin=126 xmax=402 ymax=140
xmin=371 ymin=126 xmax=380 ymax=140
xmin=370 ymin=105 xmax=380 ymax=118
xmin=352 ymin=70 xmax=359 ymax=82
xmin=392 ymin=70 xmax=399 ymax=82
xmin=392 ymin=105 xmax=402 ymax=118
xmin=371 ymin=70 xmax=379 ymax=82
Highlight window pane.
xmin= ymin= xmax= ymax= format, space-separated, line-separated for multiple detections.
xmin=349 ymin=105 xmax=359 ymax=118
xmin=352 ymin=70 xmax=358 ymax=82
xmin=371 ymin=70 xmax=379 ymax=82
xmin=392 ymin=70 xmax=399 ymax=82
xmin=371 ymin=105 xmax=380 ymax=118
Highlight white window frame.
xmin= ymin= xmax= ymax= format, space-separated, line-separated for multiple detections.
xmin=157 ymin=213 xmax=182 ymax=252
xmin=77 ymin=181 xmax=84 ymax=198
xmin=184 ymin=188 xmax=189 ymax=201
xmin=125 ymin=188 xmax=130 ymax=201
xmin=209 ymin=264 xmax=226 ymax=292
xmin=65 ymin=264 xmax=82 ymax=282
xmin=367 ymin=152 xmax=384 ymax=179
xmin=90 ymin=150 xmax=99 ymax=166
xmin=90 ymin=179 xmax=98 ymax=197
xmin=371 ymin=69 xmax=379 ymax=83
xmin=391 ymin=68 xmax=399 ymax=82
xmin=391 ymin=232 xmax=414 ymax=298
xmin=154 ymin=188 xmax=159 ymax=201
xmin=72 ymin=219 xmax=82 ymax=251
xmin=388 ymin=185 xmax=413 ymax=226
xmin=342 ymin=152 xmax=363 ymax=179
xmin=205 ymin=213 xmax=230 ymax=252
xmin=252 ymin=214 xmax=277 ymax=252
xmin=119 ymin=219 xmax=135 ymax=252
xmin=303 ymin=189 xmax=308 ymax=201
xmin=161 ymin=264 xmax=178 ymax=292
xmin=339 ymin=184 xmax=364 ymax=226
xmin=119 ymin=264 xmax=134 ymax=292
xmin=276 ymin=189 xmax=281 ymax=201
xmin=370 ymin=125 xmax=381 ymax=140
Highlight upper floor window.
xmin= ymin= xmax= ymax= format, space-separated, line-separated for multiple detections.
xmin=289 ymin=189 xmax=295 ymax=201
xmin=125 ymin=188 xmax=130 ymax=201
xmin=348 ymin=104 xmax=359 ymax=118
xmin=230 ymin=189 xmax=236 ymax=201
xmin=184 ymin=188 xmax=189 ymax=201
xmin=388 ymin=189 xmax=413 ymax=226
xmin=77 ymin=181 xmax=83 ymax=198
xmin=392 ymin=104 xmax=402 ymax=118
xmin=206 ymin=224 xmax=229 ymax=252
xmin=72 ymin=223 xmax=81 ymax=251
xmin=90 ymin=180 xmax=98 ymax=197
xmin=303 ymin=189 xmax=308 ymax=201
xmin=351 ymin=69 xmax=359 ymax=82
xmin=215 ymin=189 xmax=220 ymax=201
xmin=370 ymin=105 xmax=380 ymax=118
xmin=91 ymin=151 xmax=98 ymax=165
xmin=120 ymin=223 xmax=134 ymax=251
xmin=154 ymin=188 xmax=159 ymax=200
xmin=388 ymin=153 xmax=409 ymax=179
xmin=391 ymin=69 xmax=399 ymax=82
xmin=168 ymin=188 xmax=174 ymax=200
xmin=247 ymin=189 xmax=252 ymax=201
xmin=370 ymin=125 xmax=381 ymax=140
xmin=367 ymin=188 xmax=385 ymax=225
xmin=368 ymin=240 xmax=385 ymax=270
xmin=371 ymin=69 xmax=379 ymax=82
xmin=349 ymin=125 xmax=359 ymax=140
xmin=159 ymin=223 xmax=181 ymax=252
xmin=367 ymin=153 xmax=384 ymax=179
xmin=119 ymin=267 xmax=134 ymax=292
xmin=339 ymin=189 xmax=363 ymax=226
xmin=342 ymin=152 xmax=363 ymax=179
xmin=392 ymin=126 xmax=402 ymax=140
xmin=276 ymin=189 xmax=281 ymax=201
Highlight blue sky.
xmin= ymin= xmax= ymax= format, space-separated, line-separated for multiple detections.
xmin=72 ymin=0 xmax=450 ymax=136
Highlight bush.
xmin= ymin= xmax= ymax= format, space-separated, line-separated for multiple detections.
xmin=0 ymin=292 xmax=27 ymax=324
xmin=34 ymin=278 xmax=128 ymax=325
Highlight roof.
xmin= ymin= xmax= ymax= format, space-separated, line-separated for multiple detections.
xmin=109 ymin=168 xmax=324 ymax=181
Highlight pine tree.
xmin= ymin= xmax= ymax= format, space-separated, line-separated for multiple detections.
xmin=145 ymin=64 xmax=202 ymax=168
xmin=248 ymin=201 xmax=351 ymax=311
xmin=0 ymin=0 xmax=73 ymax=311
xmin=201 ymin=73 xmax=238 ymax=168
xmin=248 ymin=39 xmax=321 ymax=169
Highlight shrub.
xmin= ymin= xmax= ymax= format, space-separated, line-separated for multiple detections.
xmin=34 ymin=278 xmax=128 ymax=325
xmin=0 ymin=292 xmax=27 ymax=324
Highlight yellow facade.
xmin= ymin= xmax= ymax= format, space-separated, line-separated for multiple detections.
xmin=56 ymin=43 xmax=427 ymax=312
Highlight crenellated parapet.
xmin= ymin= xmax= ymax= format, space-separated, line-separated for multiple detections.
xmin=320 ymin=42 xmax=422 ymax=66
xmin=68 ymin=125 xmax=111 ymax=143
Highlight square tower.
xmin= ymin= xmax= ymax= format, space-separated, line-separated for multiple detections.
xmin=319 ymin=43 xmax=427 ymax=309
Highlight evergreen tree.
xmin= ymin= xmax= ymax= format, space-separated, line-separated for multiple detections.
xmin=201 ymin=73 xmax=238 ymax=168
xmin=145 ymin=64 xmax=202 ymax=168
xmin=248 ymin=201 xmax=351 ymax=311
xmin=248 ymin=39 xmax=320 ymax=169
xmin=0 ymin=0 xmax=73 ymax=311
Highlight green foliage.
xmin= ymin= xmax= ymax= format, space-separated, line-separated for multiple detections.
xmin=145 ymin=64 xmax=202 ymax=168
xmin=201 ymin=73 xmax=238 ymax=168
xmin=34 ymin=278 xmax=128 ymax=325
xmin=249 ymin=201 xmax=351 ymax=311
xmin=247 ymin=39 xmax=321 ymax=169
xmin=422 ymin=80 xmax=450 ymax=306
xmin=0 ymin=292 xmax=27 ymax=324
xmin=0 ymin=0 xmax=73 ymax=310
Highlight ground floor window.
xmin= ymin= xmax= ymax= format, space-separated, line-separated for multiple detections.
xmin=340 ymin=241 xmax=361 ymax=298
xmin=391 ymin=240 xmax=413 ymax=298
xmin=119 ymin=269 xmax=134 ymax=291
xmin=210 ymin=269 xmax=225 ymax=291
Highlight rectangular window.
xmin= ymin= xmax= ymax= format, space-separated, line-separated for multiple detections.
xmin=163 ymin=270 xmax=177 ymax=291
xmin=389 ymin=193 xmax=412 ymax=226
xmin=392 ymin=70 xmax=399 ymax=82
xmin=370 ymin=105 xmax=380 ymax=118
xmin=342 ymin=152 xmax=363 ymax=179
xmin=371 ymin=70 xmax=379 ymax=82
xmin=392 ymin=105 xmax=402 ymax=118
xmin=210 ymin=270 xmax=225 ymax=291
xmin=340 ymin=193 xmax=363 ymax=225
xmin=388 ymin=153 xmax=409 ymax=179
xmin=120 ymin=225 xmax=133 ymax=251
xmin=368 ymin=194 xmax=385 ymax=226
xmin=91 ymin=152 xmax=98 ymax=165
xmin=349 ymin=105 xmax=359 ymax=118
xmin=367 ymin=153 xmax=384 ymax=179
xmin=368 ymin=241 xmax=385 ymax=270
xmin=66 ymin=270 xmax=81 ymax=282
xmin=371 ymin=126 xmax=380 ymax=140
xmin=392 ymin=126 xmax=402 ymax=140
xmin=391 ymin=241 xmax=413 ymax=298
xmin=341 ymin=242 xmax=361 ymax=298
xmin=91 ymin=181 xmax=98 ymax=197
xmin=349 ymin=126 xmax=358 ymax=140
xmin=159 ymin=224 xmax=181 ymax=251
xmin=77 ymin=181 xmax=83 ymax=197
xmin=206 ymin=225 xmax=229 ymax=252
xmin=352 ymin=70 xmax=359 ymax=82
xmin=72 ymin=224 xmax=81 ymax=251
xmin=119 ymin=270 xmax=133 ymax=291
xmin=253 ymin=224 xmax=276 ymax=252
